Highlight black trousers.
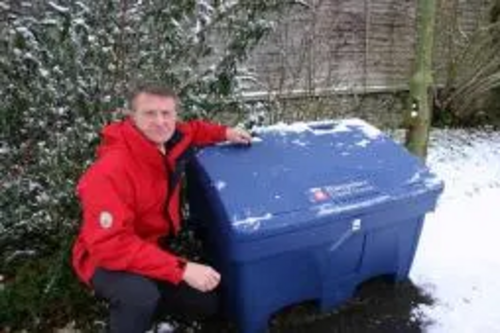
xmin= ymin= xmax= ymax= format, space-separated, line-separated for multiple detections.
xmin=91 ymin=268 xmax=220 ymax=333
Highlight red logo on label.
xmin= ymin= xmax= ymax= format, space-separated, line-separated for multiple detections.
xmin=311 ymin=188 xmax=329 ymax=202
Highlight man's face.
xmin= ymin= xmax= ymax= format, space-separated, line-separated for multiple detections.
xmin=130 ymin=92 xmax=177 ymax=146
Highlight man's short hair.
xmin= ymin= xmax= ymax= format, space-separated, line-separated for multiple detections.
xmin=127 ymin=82 xmax=178 ymax=109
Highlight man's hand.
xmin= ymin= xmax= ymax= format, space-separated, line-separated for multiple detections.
xmin=182 ymin=262 xmax=221 ymax=292
xmin=226 ymin=127 xmax=252 ymax=145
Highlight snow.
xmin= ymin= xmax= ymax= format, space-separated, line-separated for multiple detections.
xmin=410 ymin=129 xmax=500 ymax=333
xmin=220 ymin=0 xmax=240 ymax=12
xmin=47 ymin=1 xmax=70 ymax=13
xmin=15 ymin=27 xmax=36 ymax=40
xmin=291 ymin=139 xmax=308 ymax=146
xmin=314 ymin=195 xmax=391 ymax=217
xmin=5 ymin=250 xmax=37 ymax=264
xmin=254 ymin=118 xmax=383 ymax=141
xmin=73 ymin=18 xmax=86 ymax=26
xmin=0 ymin=2 xmax=10 ymax=10
xmin=251 ymin=137 xmax=263 ymax=143
xmin=215 ymin=180 xmax=226 ymax=191
xmin=255 ymin=121 xmax=311 ymax=133
xmin=342 ymin=118 xmax=383 ymax=139
xmin=356 ymin=139 xmax=370 ymax=147
xmin=232 ymin=212 xmax=273 ymax=230
xmin=145 ymin=322 xmax=175 ymax=333
xmin=39 ymin=68 xmax=50 ymax=78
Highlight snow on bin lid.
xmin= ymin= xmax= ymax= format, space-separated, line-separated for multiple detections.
xmin=194 ymin=118 xmax=443 ymax=237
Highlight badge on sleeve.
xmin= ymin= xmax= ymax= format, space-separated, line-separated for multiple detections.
xmin=99 ymin=211 xmax=113 ymax=229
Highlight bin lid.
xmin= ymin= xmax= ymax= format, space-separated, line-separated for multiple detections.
xmin=193 ymin=118 xmax=443 ymax=239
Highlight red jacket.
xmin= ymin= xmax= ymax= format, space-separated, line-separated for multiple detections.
xmin=72 ymin=117 xmax=227 ymax=285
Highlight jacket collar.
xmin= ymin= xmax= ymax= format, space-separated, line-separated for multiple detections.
xmin=121 ymin=118 xmax=166 ymax=173
xmin=99 ymin=117 xmax=189 ymax=174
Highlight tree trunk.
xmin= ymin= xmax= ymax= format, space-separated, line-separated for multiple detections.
xmin=404 ymin=0 xmax=437 ymax=160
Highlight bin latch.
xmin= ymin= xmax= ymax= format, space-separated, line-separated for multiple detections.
xmin=352 ymin=218 xmax=362 ymax=232
xmin=329 ymin=218 xmax=363 ymax=253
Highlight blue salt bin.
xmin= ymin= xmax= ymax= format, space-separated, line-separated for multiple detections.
xmin=186 ymin=119 xmax=443 ymax=333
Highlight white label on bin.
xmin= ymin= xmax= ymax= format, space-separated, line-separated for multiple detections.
xmin=324 ymin=181 xmax=374 ymax=199
xmin=352 ymin=218 xmax=362 ymax=232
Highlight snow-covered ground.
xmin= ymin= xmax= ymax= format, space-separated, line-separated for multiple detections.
xmin=411 ymin=129 xmax=500 ymax=333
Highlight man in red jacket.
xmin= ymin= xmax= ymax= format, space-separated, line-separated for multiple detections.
xmin=72 ymin=83 xmax=251 ymax=333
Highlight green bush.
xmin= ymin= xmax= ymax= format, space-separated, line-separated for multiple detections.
xmin=0 ymin=240 xmax=103 ymax=332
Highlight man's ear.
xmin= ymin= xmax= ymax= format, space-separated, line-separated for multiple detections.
xmin=126 ymin=98 xmax=136 ymax=115
xmin=175 ymin=103 xmax=183 ymax=121
xmin=119 ymin=108 xmax=133 ymax=118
